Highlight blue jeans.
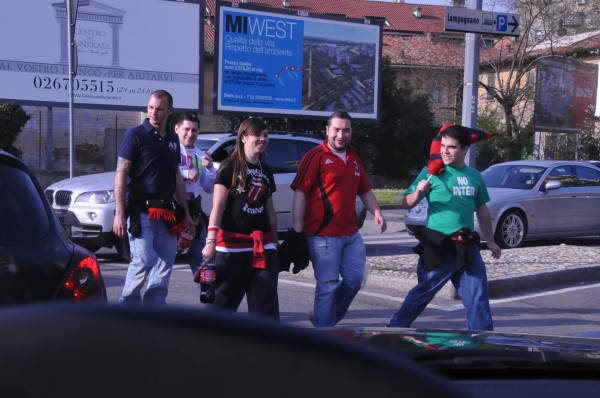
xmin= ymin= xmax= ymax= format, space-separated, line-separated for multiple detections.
xmin=120 ymin=213 xmax=177 ymax=305
xmin=307 ymin=233 xmax=366 ymax=327
xmin=387 ymin=245 xmax=493 ymax=331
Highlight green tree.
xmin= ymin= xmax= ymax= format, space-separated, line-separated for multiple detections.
xmin=354 ymin=57 xmax=436 ymax=182
xmin=476 ymin=105 xmax=535 ymax=169
xmin=0 ymin=103 xmax=30 ymax=158
xmin=580 ymin=107 xmax=600 ymax=160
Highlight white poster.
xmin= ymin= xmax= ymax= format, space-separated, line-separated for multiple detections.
xmin=596 ymin=63 xmax=600 ymax=117
xmin=0 ymin=0 xmax=203 ymax=110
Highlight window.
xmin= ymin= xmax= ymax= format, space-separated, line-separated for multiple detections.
xmin=0 ymin=165 xmax=50 ymax=246
xmin=574 ymin=165 xmax=600 ymax=186
xmin=573 ymin=12 xmax=586 ymax=26
xmin=482 ymin=165 xmax=545 ymax=189
xmin=211 ymin=140 xmax=235 ymax=163
xmin=430 ymin=87 xmax=441 ymax=103
xmin=195 ymin=138 xmax=220 ymax=152
xmin=534 ymin=30 xmax=545 ymax=43
xmin=545 ymin=165 xmax=576 ymax=187
xmin=264 ymin=139 xmax=318 ymax=173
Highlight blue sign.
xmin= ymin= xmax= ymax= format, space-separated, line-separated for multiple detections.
xmin=215 ymin=4 xmax=382 ymax=120
xmin=496 ymin=14 xmax=508 ymax=32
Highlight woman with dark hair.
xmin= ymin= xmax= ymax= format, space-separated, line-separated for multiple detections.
xmin=201 ymin=118 xmax=279 ymax=318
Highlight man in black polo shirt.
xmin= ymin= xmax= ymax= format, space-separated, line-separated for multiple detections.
xmin=113 ymin=90 xmax=193 ymax=305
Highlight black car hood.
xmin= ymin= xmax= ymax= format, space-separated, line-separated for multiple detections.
xmin=326 ymin=328 xmax=600 ymax=369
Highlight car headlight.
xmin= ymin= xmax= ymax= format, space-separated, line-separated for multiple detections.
xmin=75 ymin=190 xmax=115 ymax=204
xmin=408 ymin=200 xmax=428 ymax=217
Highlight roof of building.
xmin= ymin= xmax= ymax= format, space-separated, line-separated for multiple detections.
xmin=204 ymin=0 xmax=447 ymax=34
xmin=203 ymin=0 xmax=465 ymax=66
xmin=383 ymin=34 xmax=465 ymax=68
xmin=479 ymin=29 xmax=600 ymax=66
xmin=528 ymin=29 xmax=600 ymax=57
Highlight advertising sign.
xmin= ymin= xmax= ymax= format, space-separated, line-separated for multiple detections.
xmin=215 ymin=2 xmax=381 ymax=120
xmin=445 ymin=7 xmax=520 ymax=37
xmin=597 ymin=64 xmax=600 ymax=118
xmin=534 ymin=57 xmax=598 ymax=133
xmin=0 ymin=0 xmax=203 ymax=111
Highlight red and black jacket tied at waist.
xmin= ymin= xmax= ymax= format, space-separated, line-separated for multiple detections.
xmin=126 ymin=198 xmax=185 ymax=237
xmin=411 ymin=226 xmax=480 ymax=270
xmin=217 ymin=229 xmax=277 ymax=269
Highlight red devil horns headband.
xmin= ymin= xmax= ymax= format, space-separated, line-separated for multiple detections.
xmin=426 ymin=124 xmax=495 ymax=176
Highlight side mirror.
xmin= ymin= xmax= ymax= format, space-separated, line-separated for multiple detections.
xmin=541 ymin=180 xmax=562 ymax=191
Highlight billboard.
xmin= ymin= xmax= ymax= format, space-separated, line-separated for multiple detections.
xmin=533 ymin=57 xmax=598 ymax=133
xmin=214 ymin=2 xmax=382 ymax=120
xmin=597 ymin=63 xmax=600 ymax=118
xmin=0 ymin=0 xmax=203 ymax=111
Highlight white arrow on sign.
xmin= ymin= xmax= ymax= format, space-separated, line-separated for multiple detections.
xmin=445 ymin=7 xmax=520 ymax=37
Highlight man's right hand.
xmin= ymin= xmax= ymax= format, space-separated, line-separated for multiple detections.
xmin=113 ymin=214 xmax=127 ymax=238
xmin=416 ymin=179 xmax=432 ymax=196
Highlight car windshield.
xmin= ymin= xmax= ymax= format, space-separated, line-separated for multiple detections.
xmin=482 ymin=164 xmax=546 ymax=189
xmin=195 ymin=138 xmax=219 ymax=152
xmin=0 ymin=164 xmax=50 ymax=245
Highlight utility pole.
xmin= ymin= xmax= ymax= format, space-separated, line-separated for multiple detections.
xmin=67 ymin=0 xmax=79 ymax=178
xmin=461 ymin=0 xmax=482 ymax=167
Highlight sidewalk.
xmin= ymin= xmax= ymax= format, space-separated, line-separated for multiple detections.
xmin=361 ymin=208 xmax=600 ymax=299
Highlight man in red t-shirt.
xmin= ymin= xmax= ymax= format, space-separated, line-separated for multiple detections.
xmin=291 ymin=110 xmax=386 ymax=327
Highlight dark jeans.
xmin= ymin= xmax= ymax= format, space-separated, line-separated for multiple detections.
xmin=388 ymin=245 xmax=493 ymax=332
xmin=213 ymin=250 xmax=279 ymax=319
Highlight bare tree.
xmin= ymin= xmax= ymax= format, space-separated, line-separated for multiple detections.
xmin=478 ymin=1 xmax=555 ymax=138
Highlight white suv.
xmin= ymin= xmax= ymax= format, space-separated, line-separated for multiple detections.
xmin=46 ymin=132 xmax=367 ymax=261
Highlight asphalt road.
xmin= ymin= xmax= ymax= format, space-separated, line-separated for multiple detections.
xmin=97 ymin=232 xmax=600 ymax=338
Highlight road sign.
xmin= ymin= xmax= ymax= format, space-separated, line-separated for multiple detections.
xmin=445 ymin=7 xmax=520 ymax=37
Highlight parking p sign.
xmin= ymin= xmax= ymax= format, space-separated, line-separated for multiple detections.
xmin=496 ymin=14 xmax=507 ymax=32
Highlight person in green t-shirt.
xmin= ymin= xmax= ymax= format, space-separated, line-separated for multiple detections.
xmin=388 ymin=125 xmax=501 ymax=331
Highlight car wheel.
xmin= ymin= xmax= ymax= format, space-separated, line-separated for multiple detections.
xmin=115 ymin=236 xmax=131 ymax=263
xmin=494 ymin=210 xmax=527 ymax=248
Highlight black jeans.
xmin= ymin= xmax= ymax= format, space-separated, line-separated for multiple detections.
xmin=213 ymin=250 xmax=279 ymax=319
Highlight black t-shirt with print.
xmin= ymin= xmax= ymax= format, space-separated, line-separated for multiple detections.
xmin=216 ymin=160 xmax=276 ymax=235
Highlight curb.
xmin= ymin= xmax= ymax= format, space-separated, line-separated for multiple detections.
xmin=364 ymin=263 xmax=600 ymax=301
xmin=487 ymin=264 xmax=600 ymax=299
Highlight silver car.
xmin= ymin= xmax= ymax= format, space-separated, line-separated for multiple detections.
xmin=45 ymin=132 xmax=367 ymax=260
xmin=404 ymin=160 xmax=600 ymax=248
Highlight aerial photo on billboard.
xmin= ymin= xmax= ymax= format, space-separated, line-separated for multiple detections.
xmin=215 ymin=2 xmax=381 ymax=120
